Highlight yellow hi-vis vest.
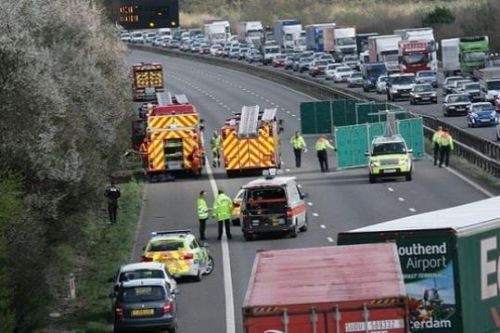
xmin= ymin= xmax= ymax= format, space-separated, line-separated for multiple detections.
xmin=197 ymin=197 xmax=209 ymax=219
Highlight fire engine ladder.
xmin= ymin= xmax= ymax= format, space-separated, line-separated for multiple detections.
xmin=156 ymin=91 xmax=173 ymax=106
xmin=173 ymin=94 xmax=189 ymax=105
xmin=261 ymin=108 xmax=277 ymax=123
xmin=238 ymin=105 xmax=260 ymax=137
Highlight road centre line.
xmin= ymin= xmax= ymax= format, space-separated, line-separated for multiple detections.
xmin=327 ymin=237 xmax=334 ymax=243
xmin=204 ymin=155 xmax=236 ymax=333
xmin=409 ymin=208 xmax=416 ymax=212
xmin=388 ymin=187 xmax=394 ymax=192
xmin=398 ymin=197 xmax=405 ymax=202
xmin=320 ymin=224 xmax=326 ymax=229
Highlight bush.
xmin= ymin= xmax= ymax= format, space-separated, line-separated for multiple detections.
xmin=423 ymin=6 xmax=455 ymax=25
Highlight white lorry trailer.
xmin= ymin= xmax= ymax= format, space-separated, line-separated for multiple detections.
xmin=368 ymin=35 xmax=401 ymax=73
xmin=394 ymin=28 xmax=438 ymax=71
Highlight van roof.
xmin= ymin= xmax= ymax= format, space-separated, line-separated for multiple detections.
xmin=348 ymin=197 xmax=500 ymax=236
xmin=243 ymin=176 xmax=296 ymax=189
xmin=119 ymin=262 xmax=164 ymax=273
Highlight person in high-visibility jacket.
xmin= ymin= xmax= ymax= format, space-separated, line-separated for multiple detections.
xmin=197 ymin=190 xmax=209 ymax=240
xmin=210 ymin=130 xmax=221 ymax=168
xmin=212 ymin=190 xmax=233 ymax=240
xmin=438 ymin=128 xmax=454 ymax=168
xmin=432 ymin=126 xmax=443 ymax=166
xmin=290 ymin=131 xmax=307 ymax=168
xmin=315 ymin=135 xmax=336 ymax=172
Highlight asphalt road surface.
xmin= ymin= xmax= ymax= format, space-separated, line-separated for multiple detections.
xmin=127 ymin=49 xmax=492 ymax=333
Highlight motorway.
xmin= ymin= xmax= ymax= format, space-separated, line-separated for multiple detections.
xmin=127 ymin=49 xmax=492 ymax=333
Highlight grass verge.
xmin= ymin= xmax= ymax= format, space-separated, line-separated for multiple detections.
xmin=72 ymin=179 xmax=144 ymax=332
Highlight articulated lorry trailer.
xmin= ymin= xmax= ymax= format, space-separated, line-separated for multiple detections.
xmin=272 ymin=19 xmax=302 ymax=49
xmin=338 ymin=196 xmax=500 ymax=333
xmin=324 ymin=26 xmax=357 ymax=61
xmin=441 ymin=36 xmax=489 ymax=76
xmin=243 ymin=244 xmax=409 ymax=333
xmin=368 ymin=35 xmax=401 ymax=73
xmin=305 ymin=23 xmax=335 ymax=52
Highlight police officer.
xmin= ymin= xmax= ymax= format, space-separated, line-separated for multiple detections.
xmin=315 ymin=135 xmax=336 ymax=172
xmin=104 ymin=179 xmax=121 ymax=224
xmin=197 ymin=190 xmax=209 ymax=240
xmin=212 ymin=190 xmax=233 ymax=240
xmin=439 ymin=128 xmax=454 ymax=168
xmin=432 ymin=126 xmax=443 ymax=166
xmin=290 ymin=131 xmax=307 ymax=168
xmin=210 ymin=130 xmax=221 ymax=168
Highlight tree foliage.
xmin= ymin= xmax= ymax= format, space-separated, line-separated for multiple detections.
xmin=423 ymin=6 xmax=455 ymax=25
xmin=0 ymin=0 xmax=131 ymax=331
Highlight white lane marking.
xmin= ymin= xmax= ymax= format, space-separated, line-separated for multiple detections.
xmin=312 ymin=212 xmax=319 ymax=217
xmin=205 ymin=157 xmax=236 ymax=333
xmin=291 ymin=114 xmax=297 ymax=117
xmin=307 ymin=202 xmax=313 ymax=206
xmin=388 ymin=187 xmax=394 ymax=192
xmin=327 ymin=237 xmax=334 ymax=243
xmin=444 ymin=166 xmax=494 ymax=198
xmin=297 ymin=184 xmax=302 ymax=188
xmin=285 ymin=168 xmax=291 ymax=172
xmin=409 ymin=208 xmax=416 ymax=213
xmin=398 ymin=197 xmax=405 ymax=202
xmin=320 ymin=224 xmax=326 ymax=229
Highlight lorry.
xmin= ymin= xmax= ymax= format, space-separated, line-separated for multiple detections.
xmin=242 ymin=244 xmax=409 ymax=333
xmin=221 ymin=106 xmax=280 ymax=177
xmin=324 ymin=26 xmax=357 ymax=61
xmin=305 ymin=23 xmax=335 ymax=52
xmin=261 ymin=44 xmax=281 ymax=65
xmin=132 ymin=93 xmax=204 ymax=180
xmin=204 ymin=21 xmax=230 ymax=45
xmin=476 ymin=67 xmax=500 ymax=103
xmin=272 ymin=19 xmax=302 ymax=49
xmin=368 ymin=35 xmax=401 ymax=73
xmin=130 ymin=63 xmax=164 ymax=101
xmin=398 ymin=40 xmax=431 ymax=73
xmin=338 ymin=196 xmax=500 ymax=333
xmin=356 ymin=32 xmax=379 ymax=55
xmin=361 ymin=62 xmax=387 ymax=92
xmin=394 ymin=28 xmax=437 ymax=71
xmin=236 ymin=21 xmax=263 ymax=46
xmin=441 ymin=38 xmax=460 ymax=77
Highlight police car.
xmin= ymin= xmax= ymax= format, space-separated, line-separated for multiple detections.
xmin=366 ymin=135 xmax=413 ymax=183
xmin=141 ymin=230 xmax=214 ymax=281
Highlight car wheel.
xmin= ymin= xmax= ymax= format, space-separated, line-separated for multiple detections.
xmin=194 ymin=268 xmax=202 ymax=282
xmin=289 ymin=225 xmax=298 ymax=238
xmin=168 ymin=325 xmax=178 ymax=333
xmin=204 ymin=256 xmax=214 ymax=276
xmin=369 ymin=174 xmax=376 ymax=184
xmin=299 ymin=215 xmax=308 ymax=232
xmin=243 ymin=232 xmax=253 ymax=241
xmin=405 ymin=171 xmax=412 ymax=181
xmin=113 ymin=324 xmax=121 ymax=333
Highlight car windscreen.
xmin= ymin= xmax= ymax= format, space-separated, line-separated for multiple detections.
xmin=487 ymin=81 xmax=500 ymax=90
xmin=147 ymin=240 xmax=184 ymax=252
xmin=474 ymin=104 xmax=495 ymax=112
xmin=337 ymin=67 xmax=351 ymax=72
xmin=390 ymin=76 xmax=415 ymax=84
xmin=119 ymin=286 xmax=165 ymax=303
xmin=372 ymin=142 xmax=407 ymax=155
xmin=246 ymin=188 xmax=286 ymax=202
xmin=448 ymin=95 xmax=469 ymax=103
xmin=414 ymin=85 xmax=432 ymax=92
xmin=464 ymin=83 xmax=480 ymax=90
xmin=417 ymin=71 xmax=435 ymax=77
xmin=351 ymin=73 xmax=362 ymax=78
xmin=119 ymin=269 xmax=165 ymax=282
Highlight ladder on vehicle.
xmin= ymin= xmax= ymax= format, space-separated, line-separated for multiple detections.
xmin=156 ymin=91 xmax=173 ymax=106
xmin=261 ymin=108 xmax=277 ymax=122
xmin=238 ymin=105 xmax=260 ymax=137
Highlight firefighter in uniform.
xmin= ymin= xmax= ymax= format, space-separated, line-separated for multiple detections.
xmin=315 ymin=135 xmax=336 ymax=172
xmin=210 ymin=130 xmax=221 ymax=168
xmin=197 ymin=190 xmax=209 ymax=240
xmin=438 ymin=128 xmax=454 ymax=168
xmin=290 ymin=131 xmax=307 ymax=168
xmin=212 ymin=190 xmax=233 ymax=240
xmin=432 ymin=126 xmax=443 ymax=166
xmin=104 ymin=179 xmax=121 ymax=224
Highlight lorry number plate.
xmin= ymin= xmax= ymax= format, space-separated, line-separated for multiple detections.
xmin=345 ymin=319 xmax=404 ymax=332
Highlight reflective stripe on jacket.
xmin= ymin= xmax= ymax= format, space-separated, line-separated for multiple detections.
xmin=197 ymin=197 xmax=209 ymax=219
xmin=290 ymin=135 xmax=306 ymax=149
xmin=213 ymin=193 xmax=232 ymax=221
xmin=315 ymin=138 xmax=335 ymax=151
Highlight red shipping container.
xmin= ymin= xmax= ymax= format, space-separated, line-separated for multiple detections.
xmin=242 ymin=244 xmax=408 ymax=333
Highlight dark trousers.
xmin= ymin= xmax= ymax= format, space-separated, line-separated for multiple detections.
xmin=212 ymin=151 xmax=220 ymax=167
xmin=317 ymin=150 xmax=329 ymax=172
xmin=433 ymin=145 xmax=440 ymax=165
xmin=108 ymin=202 xmax=118 ymax=223
xmin=217 ymin=219 xmax=232 ymax=240
xmin=293 ymin=148 xmax=302 ymax=167
xmin=439 ymin=146 xmax=451 ymax=167
xmin=199 ymin=218 xmax=207 ymax=240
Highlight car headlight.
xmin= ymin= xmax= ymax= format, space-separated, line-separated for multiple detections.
xmin=413 ymin=94 xmax=420 ymax=98
xmin=491 ymin=111 xmax=497 ymax=118
xmin=390 ymin=89 xmax=398 ymax=94
xmin=399 ymin=157 xmax=409 ymax=165
xmin=472 ymin=113 xmax=478 ymax=117
xmin=431 ymin=92 xmax=436 ymax=97
xmin=370 ymin=160 xmax=380 ymax=167
xmin=448 ymin=106 xmax=455 ymax=109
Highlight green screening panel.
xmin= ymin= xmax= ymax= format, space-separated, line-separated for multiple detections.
xmin=300 ymin=101 xmax=333 ymax=134
xmin=335 ymin=122 xmax=385 ymax=169
xmin=331 ymin=100 xmax=359 ymax=127
xmin=398 ymin=118 xmax=424 ymax=159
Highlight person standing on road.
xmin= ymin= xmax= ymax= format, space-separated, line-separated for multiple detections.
xmin=210 ymin=130 xmax=222 ymax=168
xmin=212 ymin=190 xmax=233 ymax=240
xmin=290 ymin=131 xmax=307 ymax=168
xmin=315 ymin=135 xmax=336 ymax=172
xmin=197 ymin=190 xmax=209 ymax=240
xmin=432 ymin=126 xmax=444 ymax=166
xmin=104 ymin=179 xmax=121 ymax=224
xmin=439 ymin=128 xmax=454 ymax=168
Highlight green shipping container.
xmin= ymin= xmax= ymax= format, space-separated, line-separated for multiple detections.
xmin=337 ymin=197 xmax=500 ymax=333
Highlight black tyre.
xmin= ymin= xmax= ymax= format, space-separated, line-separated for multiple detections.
xmin=204 ymin=256 xmax=214 ymax=276
xmin=194 ymin=269 xmax=202 ymax=282
xmin=243 ymin=232 xmax=253 ymax=241
xmin=369 ymin=174 xmax=376 ymax=184
xmin=405 ymin=171 xmax=412 ymax=181
xmin=168 ymin=325 xmax=178 ymax=333
xmin=299 ymin=215 xmax=308 ymax=232
xmin=289 ymin=225 xmax=298 ymax=238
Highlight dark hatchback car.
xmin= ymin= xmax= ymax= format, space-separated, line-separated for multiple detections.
xmin=112 ymin=279 xmax=177 ymax=333
xmin=442 ymin=94 xmax=471 ymax=117
xmin=409 ymin=83 xmax=437 ymax=105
